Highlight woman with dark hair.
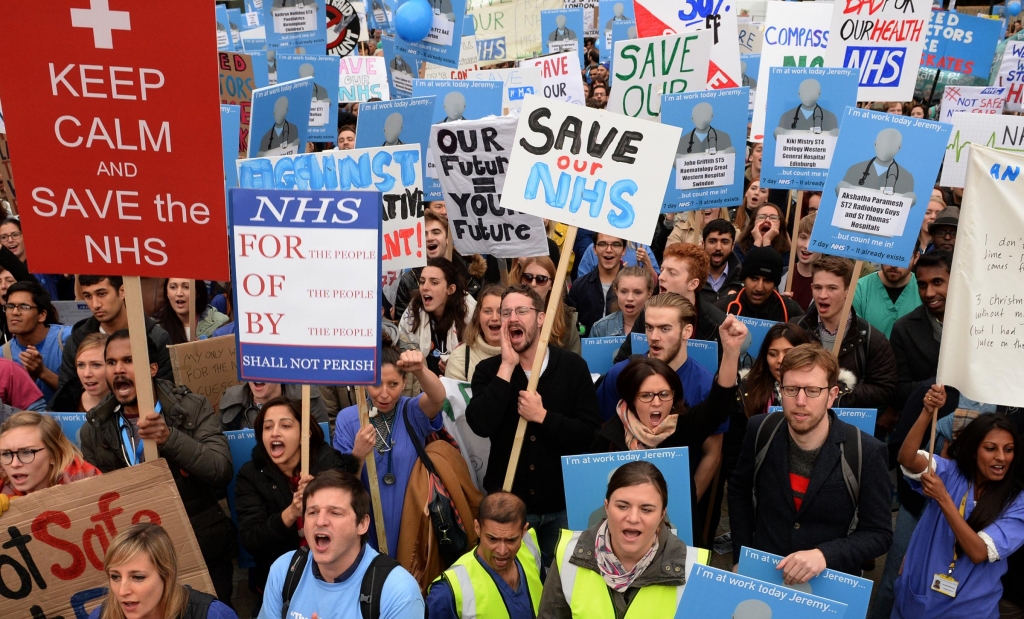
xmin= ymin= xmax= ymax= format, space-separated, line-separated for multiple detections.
xmin=235 ymin=396 xmax=371 ymax=606
xmin=539 ymin=461 xmax=705 ymax=617
xmin=509 ymin=256 xmax=581 ymax=353
xmin=735 ymin=203 xmax=791 ymax=262
xmin=894 ymin=387 xmax=1024 ymax=619
xmin=156 ymin=279 xmax=230 ymax=344
xmin=740 ymin=323 xmax=812 ymax=418
xmin=734 ymin=176 xmax=770 ymax=232
xmin=0 ymin=217 xmax=68 ymax=301
xmin=399 ymin=257 xmax=476 ymax=376
xmin=445 ymin=283 xmax=503 ymax=382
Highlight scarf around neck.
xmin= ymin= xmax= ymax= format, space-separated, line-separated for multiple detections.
xmin=616 ymin=400 xmax=679 ymax=450
xmin=594 ymin=520 xmax=659 ymax=592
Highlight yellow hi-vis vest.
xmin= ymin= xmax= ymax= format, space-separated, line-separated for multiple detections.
xmin=553 ymin=529 xmax=711 ymax=618
xmin=436 ymin=528 xmax=543 ymax=619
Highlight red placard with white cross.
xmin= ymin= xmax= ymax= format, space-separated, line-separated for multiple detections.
xmin=0 ymin=0 xmax=228 ymax=280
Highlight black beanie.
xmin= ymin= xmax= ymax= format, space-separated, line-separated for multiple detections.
xmin=740 ymin=247 xmax=784 ymax=287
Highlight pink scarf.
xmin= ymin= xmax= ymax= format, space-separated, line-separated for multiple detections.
xmin=616 ymin=400 xmax=679 ymax=451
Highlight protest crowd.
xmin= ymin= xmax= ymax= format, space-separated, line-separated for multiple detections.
xmin=2 ymin=1 xmax=1024 ymax=619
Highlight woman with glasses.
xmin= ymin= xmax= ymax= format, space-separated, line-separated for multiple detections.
xmin=0 ymin=412 xmax=99 ymax=502
xmin=735 ymin=203 xmax=791 ymax=263
xmin=589 ymin=267 xmax=654 ymax=337
xmin=509 ymin=256 xmax=581 ymax=353
xmin=446 ymin=283 xmax=503 ymax=382
xmin=398 ymin=257 xmax=476 ymax=376
xmin=575 ymin=238 xmax=660 ymax=281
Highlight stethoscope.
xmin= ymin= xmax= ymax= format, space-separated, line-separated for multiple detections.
xmin=858 ymin=158 xmax=900 ymax=195
xmin=687 ymin=127 xmax=718 ymax=154
xmin=119 ymin=401 xmax=161 ymax=466
xmin=368 ymin=398 xmax=397 ymax=485
xmin=791 ymin=104 xmax=823 ymax=134
xmin=270 ymin=122 xmax=294 ymax=146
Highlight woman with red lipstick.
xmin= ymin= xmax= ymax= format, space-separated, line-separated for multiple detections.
xmin=0 ymin=412 xmax=100 ymax=500
xmin=894 ymin=388 xmax=1024 ymax=619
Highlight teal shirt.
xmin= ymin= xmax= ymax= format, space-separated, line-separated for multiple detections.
xmin=852 ymin=271 xmax=921 ymax=338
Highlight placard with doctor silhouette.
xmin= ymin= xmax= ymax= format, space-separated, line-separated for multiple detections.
xmin=247 ymin=77 xmax=314 ymax=158
xmin=660 ymin=88 xmax=748 ymax=212
xmin=355 ymin=96 xmax=437 ymax=181
xmin=809 ymin=107 xmax=950 ymax=268
xmin=760 ymin=67 xmax=858 ymax=191
xmin=541 ymin=8 xmax=586 ymax=67
xmin=276 ymin=55 xmax=340 ymax=142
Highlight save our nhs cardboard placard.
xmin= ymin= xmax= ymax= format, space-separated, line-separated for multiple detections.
xmin=541 ymin=8 xmax=586 ymax=67
xmin=601 ymin=0 xmax=635 ymax=61
xmin=809 ymin=108 xmax=951 ymax=268
xmin=608 ymin=31 xmax=713 ymax=120
xmin=468 ymin=66 xmax=542 ymax=114
xmin=248 ymin=77 xmax=314 ymax=158
xmin=263 ymin=0 xmax=328 ymax=53
xmin=923 ymin=11 xmax=1002 ymax=81
xmin=229 ymin=188 xmax=382 ymax=384
xmin=414 ymin=79 xmax=503 ymax=199
xmin=562 ymin=447 xmax=694 ymax=544
xmin=355 ymin=96 xmax=436 ymax=181
xmin=394 ymin=0 xmax=467 ymax=68
xmin=338 ymin=56 xmax=392 ymax=103
xmin=761 ymin=67 xmax=859 ymax=191
xmin=501 ymin=95 xmax=681 ymax=245
xmin=276 ymin=55 xmax=340 ymax=142
xmin=660 ymin=87 xmax=747 ymax=212
xmin=739 ymin=547 xmax=871 ymax=619
xmin=678 ymin=564 xmax=849 ymax=619
xmin=520 ymin=52 xmax=588 ymax=106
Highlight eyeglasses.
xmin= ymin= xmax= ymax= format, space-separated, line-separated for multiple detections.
xmin=755 ymin=214 xmax=780 ymax=222
xmin=596 ymin=241 xmax=625 ymax=250
xmin=0 ymin=232 xmax=22 ymax=243
xmin=934 ymin=228 xmax=957 ymax=239
xmin=3 ymin=303 xmax=37 ymax=313
xmin=0 ymin=448 xmax=45 ymax=464
xmin=780 ymin=385 xmax=831 ymax=398
xmin=522 ymin=273 xmax=552 ymax=285
xmin=637 ymin=390 xmax=674 ymax=403
xmin=500 ymin=307 xmax=538 ymax=318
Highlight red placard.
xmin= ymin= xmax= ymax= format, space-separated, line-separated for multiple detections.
xmin=0 ymin=0 xmax=228 ymax=280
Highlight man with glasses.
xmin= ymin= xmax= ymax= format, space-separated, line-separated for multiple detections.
xmin=1 ymin=281 xmax=71 ymax=402
xmin=466 ymin=284 xmax=601 ymax=568
xmin=928 ymin=206 xmax=958 ymax=253
xmin=569 ymin=233 xmax=656 ymax=336
xmin=81 ymin=329 xmax=236 ymax=604
xmin=728 ymin=344 xmax=893 ymax=582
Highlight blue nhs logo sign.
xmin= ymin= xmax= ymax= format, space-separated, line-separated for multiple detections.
xmin=844 ymin=46 xmax=905 ymax=87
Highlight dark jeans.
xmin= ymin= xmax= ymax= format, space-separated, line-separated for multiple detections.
xmin=526 ymin=509 xmax=568 ymax=575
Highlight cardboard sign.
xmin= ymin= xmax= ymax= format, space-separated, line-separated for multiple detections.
xmin=996 ymin=41 xmax=1024 ymax=113
xmin=938 ymin=85 xmax=1006 ymax=121
xmin=923 ymin=11 xmax=1002 ymax=79
xmin=53 ymin=300 xmax=93 ymax=327
xmin=430 ymin=116 xmax=549 ymax=258
xmin=277 ymin=55 xmax=341 ymax=142
xmin=601 ymin=0 xmax=636 ymax=61
xmin=608 ymin=31 xmax=713 ymax=120
xmin=739 ymin=20 xmax=764 ymax=54
xmin=220 ymin=52 xmax=255 ymax=157
xmin=229 ymin=188 xmax=382 ymax=384
xmin=939 ymin=113 xmax=1024 ymax=188
xmin=338 ymin=56 xmax=391 ymax=102
xmin=468 ymin=0 xmax=564 ymax=61
xmin=501 ymin=95 xmax=680 ymax=245
xmin=809 ymin=107 xmax=951 ymax=267
xmin=541 ymin=8 xmax=586 ymax=67
xmin=936 ymin=145 xmax=1024 ymax=406
xmin=168 ymin=335 xmax=242 ymax=409
xmin=823 ymin=0 xmax=929 ymax=102
xmin=581 ymin=335 xmax=627 ymax=375
xmin=677 ymin=565 xmax=848 ymax=619
xmin=467 ymin=66 xmax=542 ymax=114
xmin=0 ymin=0 xmax=229 ymax=280
xmin=520 ymin=52 xmax=588 ymax=106
xmin=248 ymin=77 xmax=314 ymax=158
xmin=561 ymin=447 xmax=693 ymax=543
xmin=760 ymin=67 xmax=859 ymax=191
xmin=750 ymin=1 xmax=832 ymax=141
xmin=395 ymin=0 xmax=467 ymax=68
xmin=0 ymin=460 xmax=213 ymax=619
xmin=738 ymin=547 xmax=870 ymax=619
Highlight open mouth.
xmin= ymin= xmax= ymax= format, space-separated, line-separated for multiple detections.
xmin=649 ymin=411 xmax=663 ymax=427
xmin=486 ymin=323 xmax=502 ymax=336
xmin=422 ymin=293 xmax=434 ymax=307
xmin=623 ymin=303 xmax=635 ymax=313
xmin=621 ymin=528 xmax=642 ymax=542
xmin=817 ymin=302 xmax=831 ymax=315
xmin=426 ymin=240 xmax=440 ymax=253
xmin=659 ymin=284 xmax=668 ymax=294
xmin=121 ymin=601 xmax=140 ymax=613
xmin=269 ymin=441 xmax=285 ymax=458
xmin=799 ymin=250 xmax=814 ymax=261
xmin=10 ymin=473 xmax=28 ymax=485
xmin=313 ymin=532 xmax=332 ymax=552
xmin=991 ymin=464 xmax=1006 ymax=477
xmin=113 ymin=377 xmax=134 ymax=398
xmin=509 ymin=325 xmax=525 ymax=344
xmin=173 ymin=299 xmax=188 ymax=311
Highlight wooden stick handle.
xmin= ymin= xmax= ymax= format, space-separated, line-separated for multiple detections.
xmin=502 ymin=226 xmax=578 ymax=492
xmin=300 ymin=384 xmax=311 ymax=477
xmin=497 ymin=258 xmax=510 ymax=287
xmin=124 ymin=276 xmax=159 ymax=464
xmin=784 ymin=192 xmax=802 ymax=294
xmin=831 ymin=260 xmax=862 ymax=359
xmin=357 ymin=386 xmax=388 ymax=555
xmin=927 ymin=404 xmax=938 ymax=474
xmin=188 ymin=279 xmax=196 ymax=342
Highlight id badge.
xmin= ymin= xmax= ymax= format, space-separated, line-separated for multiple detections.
xmin=812 ymin=127 xmax=822 ymax=134
xmin=708 ymin=147 xmax=717 ymax=155
xmin=883 ymin=187 xmax=894 ymax=196
xmin=931 ymin=574 xmax=959 ymax=598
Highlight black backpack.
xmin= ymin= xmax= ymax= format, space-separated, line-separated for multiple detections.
xmin=280 ymin=547 xmax=400 ymax=619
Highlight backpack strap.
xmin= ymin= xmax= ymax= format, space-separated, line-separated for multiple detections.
xmin=280 ymin=547 xmax=311 ymax=619
xmin=360 ymin=553 xmax=401 ymax=619
xmin=751 ymin=413 xmax=787 ymax=511
xmin=1 ymin=341 xmax=11 ymax=361
xmin=838 ymin=420 xmax=863 ymax=536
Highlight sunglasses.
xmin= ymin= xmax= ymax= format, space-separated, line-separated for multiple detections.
xmin=522 ymin=273 xmax=552 ymax=285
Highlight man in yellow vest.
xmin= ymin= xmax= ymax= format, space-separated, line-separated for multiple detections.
xmin=427 ymin=492 xmax=544 ymax=618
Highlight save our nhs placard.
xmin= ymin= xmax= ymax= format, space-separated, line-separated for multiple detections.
xmin=678 ymin=565 xmax=848 ymax=619
xmin=809 ymin=108 xmax=951 ymax=268
xmin=229 ymin=188 xmax=382 ymax=384
xmin=761 ymin=67 xmax=859 ymax=191
xmin=338 ymin=56 xmax=392 ymax=103
xmin=608 ymin=31 xmax=713 ymax=120
xmin=923 ymin=11 xmax=1002 ymax=80
xmin=263 ymin=0 xmax=328 ymax=52
xmin=520 ymin=52 xmax=588 ymax=105
xmin=541 ymin=8 xmax=586 ymax=67
xmin=394 ymin=0 xmax=467 ymax=68
xmin=248 ymin=78 xmax=314 ymax=158
xmin=468 ymin=66 xmax=542 ymax=114
xmin=562 ymin=447 xmax=693 ymax=544
xmin=501 ymin=95 xmax=680 ymax=245
xmin=276 ymin=55 xmax=340 ymax=142
xmin=660 ymin=87 xmax=747 ymax=212
xmin=738 ymin=547 xmax=871 ymax=619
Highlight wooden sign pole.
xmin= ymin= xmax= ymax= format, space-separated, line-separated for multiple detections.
xmin=497 ymin=259 xmax=510 ymax=286
xmin=927 ymin=405 xmax=938 ymax=474
xmin=502 ymin=226 xmax=578 ymax=492
xmin=356 ymin=385 xmax=388 ymax=555
xmin=784 ymin=191 xmax=803 ymax=294
xmin=830 ymin=260 xmax=863 ymax=359
xmin=123 ymin=276 xmax=160 ymax=464
xmin=300 ymin=384 xmax=311 ymax=477
xmin=188 ymin=279 xmax=196 ymax=342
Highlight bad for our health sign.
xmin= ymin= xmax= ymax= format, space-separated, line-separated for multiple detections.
xmin=0 ymin=0 xmax=229 ymax=280
xmin=230 ymin=187 xmax=382 ymax=384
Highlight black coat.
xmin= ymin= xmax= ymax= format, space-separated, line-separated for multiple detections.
xmin=700 ymin=252 xmax=745 ymax=305
xmin=889 ymin=306 xmax=940 ymax=411
xmin=613 ymin=295 xmax=726 ymax=364
xmin=728 ymin=410 xmax=893 ymax=574
xmin=466 ymin=346 xmax=601 ymax=514
xmin=235 ymin=442 xmax=359 ymax=587
xmin=566 ymin=268 xmax=616 ymax=337
xmin=715 ymin=288 xmax=805 ymax=323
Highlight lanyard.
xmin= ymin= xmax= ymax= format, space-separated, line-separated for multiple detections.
xmin=120 ymin=401 xmax=161 ymax=466
xmin=947 ymin=488 xmax=970 ymax=574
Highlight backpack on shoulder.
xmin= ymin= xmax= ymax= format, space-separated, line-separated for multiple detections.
xmin=280 ymin=547 xmax=400 ymax=619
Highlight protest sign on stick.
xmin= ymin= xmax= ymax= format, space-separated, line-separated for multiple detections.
xmin=519 ymin=52 xmax=588 ymax=106
xmin=124 ymin=276 xmax=159 ymax=463
xmin=676 ymin=565 xmax=848 ymax=619
xmin=357 ymin=385 xmax=389 ymax=555
xmin=301 ymin=384 xmax=311 ymax=476
xmin=608 ymin=31 xmax=712 ymax=120
xmin=168 ymin=335 xmax=242 ymax=409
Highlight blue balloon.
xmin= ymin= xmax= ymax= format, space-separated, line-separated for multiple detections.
xmin=1008 ymin=0 xmax=1021 ymax=16
xmin=395 ymin=0 xmax=433 ymax=42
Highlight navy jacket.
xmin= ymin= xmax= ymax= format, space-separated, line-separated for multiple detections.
xmin=566 ymin=268 xmax=616 ymax=337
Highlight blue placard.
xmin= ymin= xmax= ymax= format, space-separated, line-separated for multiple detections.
xmin=47 ymin=412 xmax=87 ymax=448
xmin=678 ymin=564 xmax=849 ymax=619
xmin=735 ymin=316 xmax=778 ymax=369
xmin=355 ymin=96 xmax=437 ymax=182
xmin=630 ymin=334 xmax=719 ymax=376
xmin=767 ymin=406 xmax=877 ymax=435
xmin=741 ymin=54 xmax=760 ymax=123
xmin=248 ymin=77 xmax=314 ymax=158
xmin=248 ymin=50 xmax=271 ymax=88
xmin=609 ymin=20 xmax=637 ymax=85
xmin=923 ymin=11 xmax=1002 ymax=80
xmin=367 ymin=0 xmax=392 ymax=30
xmin=761 ymin=68 xmax=859 ymax=191
xmin=221 ymin=105 xmax=242 ymax=207
xmin=276 ymin=55 xmax=340 ymax=142
xmin=582 ymin=336 xmax=627 ymax=375
xmin=601 ymin=0 xmax=635 ymax=62
xmin=542 ymin=8 xmax=586 ymax=68
xmin=738 ymin=547 xmax=871 ymax=619
xmin=413 ymin=79 xmax=503 ymax=199
xmin=228 ymin=9 xmax=246 ymax=48
xmin=382 ymin=34 xmax=419 ymax=98
xmin=393 ymin=0 xmax=467 ymax=68
xmin=660 ymin=88 xmax=749 ymax=212
xmin=562 ymin=447 xmax=693 ymax=544
xmin=216 ymin=4 xmax=236 ymax=51
xmin=263 ymin=0 xmax=328 ymax=53
xmin=809 ymin=107 xmax=951 ymax=268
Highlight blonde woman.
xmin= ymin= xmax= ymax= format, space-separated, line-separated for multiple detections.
xmin=0 ymin=411 xmax=100 ymax=498
xmin=589 ymin=267 xmax=655 ymax=337
xmin=446 ymin=283 xmax=504 ymax=382
xmin=89 ymin=523 xmax=237 ymax=619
